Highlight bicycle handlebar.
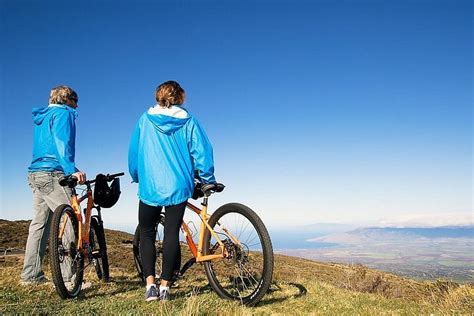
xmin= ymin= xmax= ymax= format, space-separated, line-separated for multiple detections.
xmin=105 ymin=172 xmax=125 ymax=180
xmin=58 ymin=172 xmax=125 ymax=188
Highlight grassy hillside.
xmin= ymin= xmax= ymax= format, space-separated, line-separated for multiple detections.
xmin=1 ymin=219 xmax=472 ymax=314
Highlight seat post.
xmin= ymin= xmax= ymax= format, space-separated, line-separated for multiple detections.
xmin=202 ymin=196 xmax=208 ymax=207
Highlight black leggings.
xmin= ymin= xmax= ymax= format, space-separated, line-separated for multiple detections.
xmin=138 ymin=200 xmax=186 ymax=281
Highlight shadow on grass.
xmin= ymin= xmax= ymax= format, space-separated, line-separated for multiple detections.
xmin=257 ymin=282 xmax=307 ymax=306
xmin=171 ymin=281 xmax=308 ymax=307
xmin=77 ymin=275 xmax=143 ymax=300
xmin=73 ymin=276 xmax=307 ymax=307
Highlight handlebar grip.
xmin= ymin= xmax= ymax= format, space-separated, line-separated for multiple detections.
xmin=106 ymin=172 xmax=125 ymax=180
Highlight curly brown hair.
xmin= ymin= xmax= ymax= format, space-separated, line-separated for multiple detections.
xmin=48 ymin=86 xmax=78 ymax=105
xmin=155 ymin=81 xmax=185 ymax=108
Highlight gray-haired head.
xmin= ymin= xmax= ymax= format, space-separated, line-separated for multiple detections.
xmin=48 ymin=85 xmax=78 ymax=105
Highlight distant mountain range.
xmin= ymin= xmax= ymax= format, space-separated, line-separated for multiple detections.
xmin=308 ymin=225 xmax=474 ymax=244
xmin=373 ymin=225 xmax=474 ymax=238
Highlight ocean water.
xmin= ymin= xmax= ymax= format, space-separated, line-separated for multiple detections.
xmin=109 ymin=225 xmax=338 ymax=251
xmin=268 ymin=230 xmax=337 ymax=250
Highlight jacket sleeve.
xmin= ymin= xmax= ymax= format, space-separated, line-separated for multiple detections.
xmin=189 ymin=118 xmax=216 ymax=184
xmin=128 ymin=119 xmax=141 ymax=183
xmin=52 ymin=110 xmax=77 ymax=176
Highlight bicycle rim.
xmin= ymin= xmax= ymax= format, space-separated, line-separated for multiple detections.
xmin=203 ymin=203 xmax=274 ymax=306
xmin=49 ymin=205 xmax=84 ymax=299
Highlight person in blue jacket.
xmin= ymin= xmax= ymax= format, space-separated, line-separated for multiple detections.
xmin=21 ymin=86 xmax=86 ymax=284
xmin=128 ymin=80 xmax=216 ymax=302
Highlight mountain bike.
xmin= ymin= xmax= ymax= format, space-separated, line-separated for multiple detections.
xmin=48 ymin=172 xmax=124 ymax=299
xmin=133 ymin=182 xmax=274 ymax=306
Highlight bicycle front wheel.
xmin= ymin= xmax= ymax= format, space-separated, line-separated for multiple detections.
xmin=90 ymin=217 xmax=110 ymax=282
xmin=203 ymin=203 xmax=274 ymax=306
xmin=49 ymin=204 xmax=84 ymax=299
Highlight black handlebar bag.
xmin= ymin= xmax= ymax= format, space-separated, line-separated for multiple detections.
xmin=94 ymin=174 xmax=121 ymax=208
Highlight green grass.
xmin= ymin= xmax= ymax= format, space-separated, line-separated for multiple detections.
xmin=1 ymin=220 xmax=473 ymax=314
xmin=2 ymin=257 xmax=473 ymax=314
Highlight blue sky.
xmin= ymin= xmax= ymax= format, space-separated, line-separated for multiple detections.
xmin=0 ymin=0 xmax=472 ymax=230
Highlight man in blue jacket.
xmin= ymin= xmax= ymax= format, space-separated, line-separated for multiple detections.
xmin=21 ymin=86 xmax=86 ymax=284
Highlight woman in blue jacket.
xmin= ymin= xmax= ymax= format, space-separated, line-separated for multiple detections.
xmin=128 ymin=80 xmax=216 ymax=302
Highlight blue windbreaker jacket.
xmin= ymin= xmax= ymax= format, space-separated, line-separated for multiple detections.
xmin=128 ymin=107 xmax=215 ymax=207
xmin=28 ymin=104 xmax=78 ymax=176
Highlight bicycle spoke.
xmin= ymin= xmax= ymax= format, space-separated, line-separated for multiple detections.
xmin=244 ymin=233 xmax=258 ymax=248
xmin=232 ymin=268 xmax=243 ymax=299
xmin=233 ymin=266 xmax=248 ymax=292
xmin=240 ymin=263 xmax=260 ymax=287
xmin=239 ymin=220 xmax=252 ymax=242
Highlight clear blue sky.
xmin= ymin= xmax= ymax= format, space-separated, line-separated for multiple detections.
xmin=1 ymin=0 xmax=472 ymax=230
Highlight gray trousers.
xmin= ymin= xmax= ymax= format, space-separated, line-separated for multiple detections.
xmin=21 ymin=171 xmax=72 ymax=282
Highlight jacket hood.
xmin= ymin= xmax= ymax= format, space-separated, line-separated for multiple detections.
xmin=146 ymin=110 xmax=190 ymax=134
xmin=32 ymin=104 xmax=77 ymax=125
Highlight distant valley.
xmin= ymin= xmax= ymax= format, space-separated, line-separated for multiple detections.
xmin=273 ymin=225 xmax=474 ymax=283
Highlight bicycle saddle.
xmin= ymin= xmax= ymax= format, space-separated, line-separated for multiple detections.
xmin=58 ymin=175 xmax=78 ymax=188
xmin=201 ymin=183 xmax=225 ymax=196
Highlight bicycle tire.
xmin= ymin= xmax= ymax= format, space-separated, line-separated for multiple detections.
xmin=90 ymin=217 xmax=110 ymax=282
xmin=49 ymin=204 xmax=84 ymax=299
xmin=203 ymin=203 xmax=274 ymax=306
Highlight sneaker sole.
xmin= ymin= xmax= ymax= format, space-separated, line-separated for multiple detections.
xmin=146 ymin=296 xmax=158 ymax=302
xmin=20 ymin=281 xmax=51 ymax=286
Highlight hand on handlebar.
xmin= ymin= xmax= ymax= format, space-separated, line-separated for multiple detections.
xmin=72 ymin=171 xmax=87 ymax=184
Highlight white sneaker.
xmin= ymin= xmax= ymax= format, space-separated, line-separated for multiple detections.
xmin=20 ymin=277 xmax=50 ymax=286
xmin=64 ymin=281 xmax=92 ymax=290
xmin=81 ymin=281 xmax=92 ymax=289
xmin=145 ymin=285 xmax=158 ymax=302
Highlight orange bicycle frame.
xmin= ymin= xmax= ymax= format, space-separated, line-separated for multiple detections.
xmin=58 ymin=189 xmax=94 ymax=252
xmin=182 ymin=201 xmax=241 ymax=263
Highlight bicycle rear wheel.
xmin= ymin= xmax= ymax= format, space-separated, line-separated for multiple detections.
xmin=203 ymin=203 xmax=274 ymax=306
xmin=49 ymin=204 xmax=84 ymax=299
xmin=89 ymin=217 xmax=110 ymax=282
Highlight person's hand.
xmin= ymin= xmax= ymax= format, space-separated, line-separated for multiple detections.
xmin=72 ymin=171 xmax=87 ymax=184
